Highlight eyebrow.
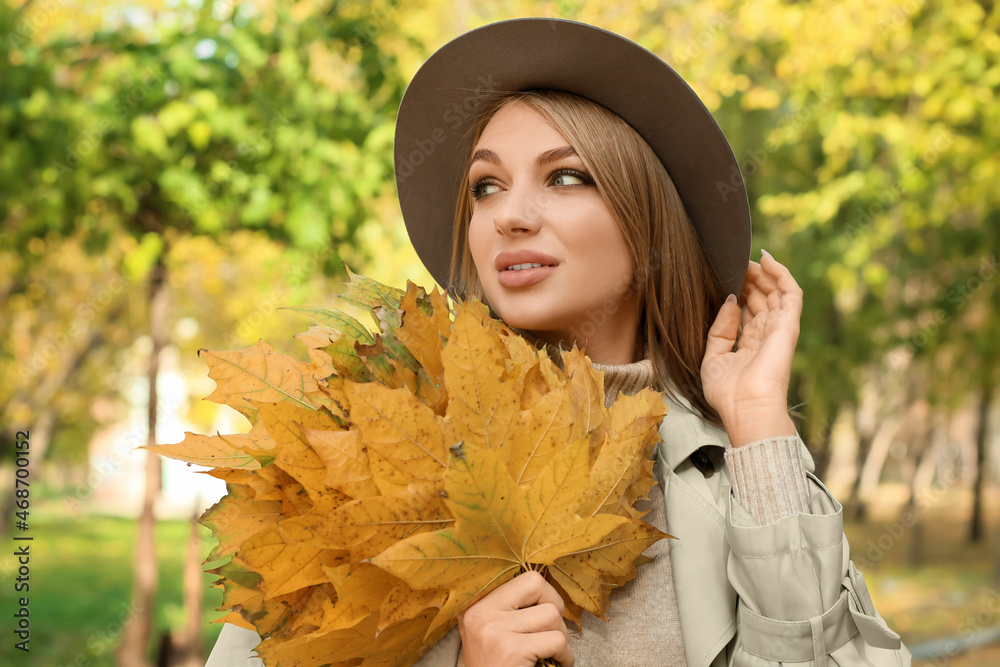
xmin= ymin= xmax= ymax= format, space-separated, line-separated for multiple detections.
xmin=470 ymin=145 xmax=579 ymax=167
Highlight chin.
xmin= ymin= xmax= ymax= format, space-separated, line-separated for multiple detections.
xmin=487 ymin=299 xmax=570 ymax=339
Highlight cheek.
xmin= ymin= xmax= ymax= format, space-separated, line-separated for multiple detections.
xmin=467 ymin=215 xmax=492 ymax=278
xmin=575 ymin=214 xmax=633 ymax=282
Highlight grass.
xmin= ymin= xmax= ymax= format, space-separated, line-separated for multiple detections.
xmin=0 ymin=503 xmax=227 ymax=667
xmin=844 ymin=485 xmax=1000 ymax=666
xmin=0 ymin=487 xmax=996 ymax=666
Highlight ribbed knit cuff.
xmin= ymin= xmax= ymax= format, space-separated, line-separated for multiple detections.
xmin=724 ymin=436 xmax=812 ymax=525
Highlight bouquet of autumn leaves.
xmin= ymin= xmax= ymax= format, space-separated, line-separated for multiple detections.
xmin=150 ymin=274 xmax=669 ymax=667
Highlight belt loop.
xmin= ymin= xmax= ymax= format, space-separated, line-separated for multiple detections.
xmin=809 ymin=614 xmax=827 ymax=667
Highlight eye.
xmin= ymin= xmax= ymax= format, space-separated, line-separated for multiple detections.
xmin=550 ymin=168 xmax=592 ymax=187
xmin=469 ymin=178 xmax=500 ymax=200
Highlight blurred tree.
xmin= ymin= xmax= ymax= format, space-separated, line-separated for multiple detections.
xmin=1 ymin=0 xmax=409 ymax=663
xmin=623 ymin=0 xmax=998 ymax=519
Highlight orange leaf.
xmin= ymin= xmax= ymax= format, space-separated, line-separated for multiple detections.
xmin=237 ymin=526 xmax=345 ymax=599
xmin=396 ymin=282 xmax=447 ymax=381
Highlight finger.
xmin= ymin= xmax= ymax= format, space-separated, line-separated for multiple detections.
xmin=742 ymin=262 xmax=775 ymax=317
xmin=747 ymin=259 xmax=780 ymax=292
xmin=742 ymin=283 xmax=768 ymax=320
xmin=704 ymin=294 xmax=739 ymax=360
xmin=760 ymin=251 xmax=804 ymax=312
xmin=528 ymin=630 xmax=574 ymax=667
xmin=508 ymin=602 xmax=567 ymax=635
xmin=499 ymin=571 xmax=564 ymax=614
xmin=760 ymin=252 xmax=802 ymax=296
xmin=741 ymin=302 xmax=753 ymax=330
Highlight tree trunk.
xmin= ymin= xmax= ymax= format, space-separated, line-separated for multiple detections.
xmin=993 ymin=513 xmax=1000 ymax=588
xmin=969 ymin=373 xmax=993 ymax=543
xmin=176 ymin=505 xmax=205 ymax=667
xmin=857 ymin=417 xmax=901 ymax=511
xmin=116 ymin=251 xmax=169 ymax=667
xmin=903 ymin=408 xmax=927 ymax=567
xmin=846 ymin=413 xmax=877 ymax=521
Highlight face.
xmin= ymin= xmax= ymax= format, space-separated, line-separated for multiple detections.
xmin=466 ymin=101 xmax=641 ymax=363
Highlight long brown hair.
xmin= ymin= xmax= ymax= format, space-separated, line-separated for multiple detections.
xmin=448 ymin=90 xmax=725 ymax=425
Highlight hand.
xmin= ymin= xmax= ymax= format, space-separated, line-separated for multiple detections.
xmin=701 ymin=251 xmax=800 ymax=447
xmin=457 ymin=570 xmax=575 ymax=667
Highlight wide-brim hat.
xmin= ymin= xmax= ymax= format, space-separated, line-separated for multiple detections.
xmin=394 ymin=17 xmax=750 ymax=297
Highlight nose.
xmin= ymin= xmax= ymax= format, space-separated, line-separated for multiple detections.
xmin=493 ymin=182 xmax=543 ymax=236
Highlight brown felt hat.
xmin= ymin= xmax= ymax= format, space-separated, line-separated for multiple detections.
xmin=394 ymin=17 xmax=750 ymax=298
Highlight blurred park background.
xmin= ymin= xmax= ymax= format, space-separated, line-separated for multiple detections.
xmin=1 ymin=0 xmax=998 ymax=665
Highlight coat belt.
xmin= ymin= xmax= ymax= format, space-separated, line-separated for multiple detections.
xmin=736 ymin=590 xmax=858 ymax=664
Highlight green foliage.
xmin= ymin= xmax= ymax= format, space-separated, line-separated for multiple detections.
xmin=0 ymin=0 xmax=410 ymax=456
xmin=0 ymin=1 xmax=406 ymax=259
xmin=2 ymin=0 xmax=998 ymax=494
xmin=619 ymin=0 xmax=1000 ymax=435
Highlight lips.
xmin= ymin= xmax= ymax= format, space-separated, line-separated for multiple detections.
xmin=494 ymin=251 xmax=558 ymax=272
xmin=494 ymin=250 xmax=558 ymax=288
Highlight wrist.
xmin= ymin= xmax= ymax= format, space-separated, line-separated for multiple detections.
xmin=720 ymin=405 xmax=796 ymax=448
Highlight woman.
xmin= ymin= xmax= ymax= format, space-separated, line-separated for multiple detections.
xmin=207 ymin=17 xmax=910 ymax=667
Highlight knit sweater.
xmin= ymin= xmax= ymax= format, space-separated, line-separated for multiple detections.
xmin=452 ymin=356 xmax=813 ymax=667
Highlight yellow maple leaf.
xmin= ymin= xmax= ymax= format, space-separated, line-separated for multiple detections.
xmin=201 ymin=340 xmax=320 ymax=421
xmin=151 ymin=274 xmax=670 ymax=667
xmin=442 ymin=302 xmax=523 ymax=450
xmin=150 ymin=425 xmax=269 ymax=469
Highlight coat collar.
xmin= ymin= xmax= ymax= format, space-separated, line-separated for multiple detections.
xmin=657 ymin=391 xmax=735 ymax=667
xmin=659 ymin=390 xmax=731 ymax=470
xmin=656 ymin=392 xmax=816 ymax=667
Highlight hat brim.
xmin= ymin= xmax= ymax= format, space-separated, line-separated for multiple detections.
xmin=394 ymin=17 xmax=750 ymax=298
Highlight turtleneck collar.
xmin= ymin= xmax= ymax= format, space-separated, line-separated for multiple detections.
xmin=507 ymin=326 xmax=656 ymax=408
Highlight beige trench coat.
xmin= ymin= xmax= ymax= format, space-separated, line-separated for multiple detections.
xmin=205 ymin=393 xmax=912 ymax=667
xmin=649 ymin=393 xmax=910 ymax=667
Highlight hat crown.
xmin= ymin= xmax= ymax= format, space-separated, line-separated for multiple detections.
xmin=395 ymin=17 xmax=750 ymax=297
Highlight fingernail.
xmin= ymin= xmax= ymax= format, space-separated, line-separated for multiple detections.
xmin=761 ymin=248 xmax=771 ymax=259
xmin=725 ymin=293 xmax=737 ymax=305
